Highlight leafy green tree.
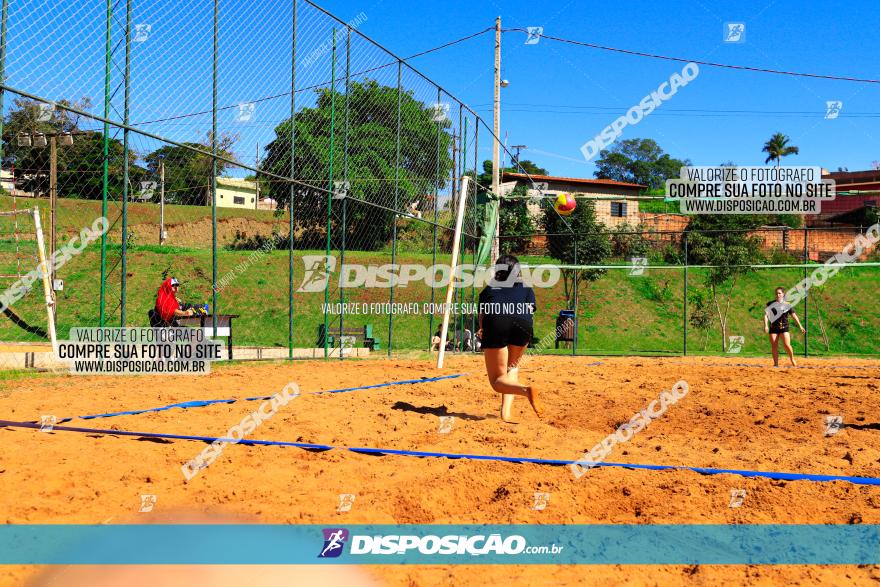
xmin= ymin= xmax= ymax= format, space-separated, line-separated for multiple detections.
xmin=594 ymin=138 xmax=689 ymax=189
xmin=684 ymin=214 xmax=765 ymax=351
xmin=263 ymin=80 xmax=453 ymax=251
xmin=1 ymin=97 xmax=148 ymax=200
xmin=542 ymin=197 xmax=610 ymax=306
xmin=474 ymin=159 xmax=546 ymax=255
xmin=762 ymin=132 xmax=799 ymax=167
xmin=144 ymin=133 xmax=237 ymax=206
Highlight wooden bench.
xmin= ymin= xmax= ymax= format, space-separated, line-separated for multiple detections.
xmin=317 ymin=323 xmax=379 ymax=352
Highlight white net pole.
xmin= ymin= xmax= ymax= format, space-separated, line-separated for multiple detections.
xmin=436 ymin=175 xmax=470 ymax=369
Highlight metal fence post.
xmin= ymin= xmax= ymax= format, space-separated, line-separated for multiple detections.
xmin=99 ymin=0 xmax=113 ymax=326
xmin=323 ymin=28 xmax=337 ymax=359
xmin=387 ymin=60 xmax=402 ymax=357
xmin=211 ymin=0 xmax=219 ymax=340
xmin=683 ymin=233 xmax=688 ymax=356
xmin=339 ymin=26 xmax=350 ymax=360
xmin=427 ymin=89 xmax=441 ymax=349
xmin=288 ymin=0 xmax=297 ymax=359
xmin=120 ymin=0 xmax=131 ymax=327
xmin=803 ymin=227 xmax=809 ymax=357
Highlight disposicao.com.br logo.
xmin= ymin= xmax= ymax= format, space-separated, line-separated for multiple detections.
xmin=297 ymin=255 xmax=561 ymax=292
xmin=317 ymin=528 xmax=563 ymax=558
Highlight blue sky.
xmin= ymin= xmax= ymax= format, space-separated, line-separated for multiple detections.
xmin=317 ymin=0 xmax=880 ymax=177
xmin=6 ymin=0 xmax=879 ymax=180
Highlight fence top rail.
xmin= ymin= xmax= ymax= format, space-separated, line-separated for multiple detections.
xmin=500 ymin=225 xmax=878 ymax=238
xmin=519 ymin=262 xmax=880 ymax=270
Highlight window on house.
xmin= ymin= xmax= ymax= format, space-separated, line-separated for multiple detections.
xmin=233 ymin=196 xmax=245 ymax=205
xmin=610 ymin=201 xmax=627 ymax=217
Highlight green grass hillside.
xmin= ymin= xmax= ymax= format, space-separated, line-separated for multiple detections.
xmin=0 ymin=195 xmax=876 ymax=356
xmin=0 ymin=243 xmax=876 ymax=357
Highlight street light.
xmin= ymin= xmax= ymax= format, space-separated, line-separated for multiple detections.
xmin=15 ymin=130 xmax=76 ymax=292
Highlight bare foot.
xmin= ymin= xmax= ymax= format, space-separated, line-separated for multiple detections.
xmin=501 ymin=393 xmax=516 ymax=422
xmin=526 ymin=385 xmax=543 ymax=417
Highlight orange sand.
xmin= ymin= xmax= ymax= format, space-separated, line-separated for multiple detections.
xmin=1 ymin=355 xmax=879 ymax=585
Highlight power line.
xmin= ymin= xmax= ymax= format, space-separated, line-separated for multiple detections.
xmin=133 ymin=27 xmax=493 ymax=127
xmin=504 ymin=27 xmax=880 ymax=84
xmin=470 ymin=102 xmax=880 ymax=118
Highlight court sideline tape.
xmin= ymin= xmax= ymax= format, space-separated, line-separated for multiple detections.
xmin=51 ymin=374 xmax=467 ymax=424
xmin=3 ymin=419 xmax=880 ymax=487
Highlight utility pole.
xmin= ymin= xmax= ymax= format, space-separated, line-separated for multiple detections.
xmin=511 ymin=144 xmax=527 ymax=170
xmin=491 ymin=16 xmax=502 ymax=262
xmin=159 ymin=160 xmax=165 ymax=244
xmin=451 ymin=131 xmax=459 ymax=208
xmin=48 ymin=135 xmax=56 ymax=286
xmin=255 ymin=142 xmax=260 ymax=209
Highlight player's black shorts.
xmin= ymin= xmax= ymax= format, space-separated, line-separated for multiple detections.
xmin=481 ymin=316 xmax=533 ymax=349
xmin=769 ymin=326 xmax=789 ymax=334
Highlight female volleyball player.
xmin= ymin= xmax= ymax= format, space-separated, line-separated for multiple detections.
xmin=477 ymin=255 xmax=542 ymax=422
xmin=764 ymin=286 xmax=805 ymax=367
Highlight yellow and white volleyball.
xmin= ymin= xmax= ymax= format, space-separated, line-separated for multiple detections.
xmin=554 ymin=193 xmax=576 ymax=216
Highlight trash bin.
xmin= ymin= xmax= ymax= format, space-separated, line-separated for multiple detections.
xmin=555 ymin=310 xmax=576 ymax=348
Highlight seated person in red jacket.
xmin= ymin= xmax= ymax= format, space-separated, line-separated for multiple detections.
xmin=152 ymin=277 xmax=195 ymax=326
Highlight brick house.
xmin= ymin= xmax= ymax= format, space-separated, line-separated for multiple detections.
xmin=811 ymin=169 xmax=880 ymax=226
xmin=500 ymin=172 xmax=645 ymax=227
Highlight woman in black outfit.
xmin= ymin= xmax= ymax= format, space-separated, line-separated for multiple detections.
xmin=764 ymin=286 xmax=805 ymax=367
xmin=477 ymin=255 xmax=542 ymax=422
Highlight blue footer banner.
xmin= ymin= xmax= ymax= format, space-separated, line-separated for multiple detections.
xmin=1 ymin=525 xmax=878 ymax=564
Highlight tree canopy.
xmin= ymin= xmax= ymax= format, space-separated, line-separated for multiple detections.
xmin=263 ymin=79 xmax=454 ymax=251
xmin=594 ymin=138 xmax=689 ymax=189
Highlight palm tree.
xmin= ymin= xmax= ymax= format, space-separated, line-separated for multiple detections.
xmin=762 ymin=133 xmax=799 ymax=167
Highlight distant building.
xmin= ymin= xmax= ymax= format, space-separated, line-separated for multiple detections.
xmin=211 ymin=177 xmax=260 ymax=210
xmin=501 ymin=172 xmax=645 ymax=227
xmin=812 ymin=169 xmax=880 ymax=226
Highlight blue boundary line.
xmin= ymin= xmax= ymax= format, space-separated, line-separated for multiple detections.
xmin=51 ymin=374 xmax=466 ymax=424
xmin=4 ymin=419 xmax=880 ymax=486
